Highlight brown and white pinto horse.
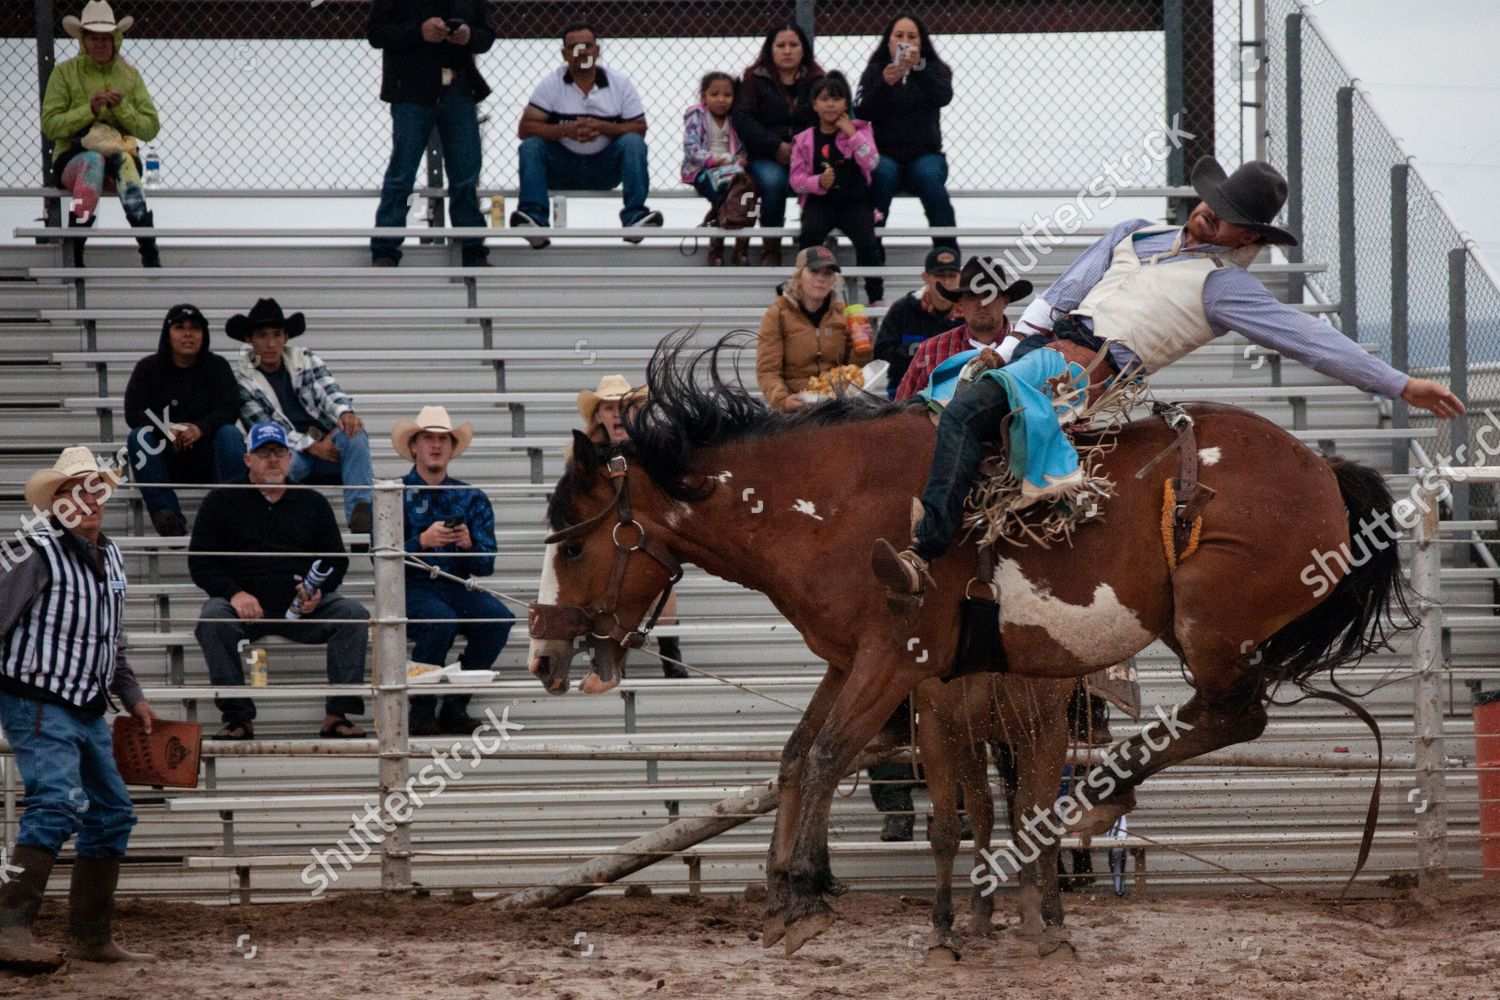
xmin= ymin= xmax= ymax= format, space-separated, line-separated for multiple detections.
xmin=528 ymin=335 xmax=1410 ymax=956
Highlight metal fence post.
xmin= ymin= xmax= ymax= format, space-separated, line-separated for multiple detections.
xmin=423 ymin=131 xmax=444 ymax=248
xmin=1390 ymin=162 xmax=1410 ymax=474
xmin=34 ymin=0 xmax=59 ymax=230
xmin=795 ymin=0 xmax=816 ymax=40
xmin=1283 ymin=12 xmax=1304 ymax=300
xmin=372 ymin=481 xmax=412 ymax=893
xmin=1411 ymin=481 xmax=1448 ymax=887
xmin=1250 ymin=0 xmax=1267 ymax=164
xmin=1335 ymin=85 xmax=1357 ymax=340
xmin=1448 ymin=247 xmax=1471 ymax=532
xmin=1163 ymin=0 xmax=1187 ymax=223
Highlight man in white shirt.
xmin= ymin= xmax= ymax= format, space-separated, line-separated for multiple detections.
xmin=513 ymin=22 xmax=662 ymax=248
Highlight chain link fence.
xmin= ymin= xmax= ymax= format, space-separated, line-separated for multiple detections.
xmin=1265 ymin=0 xmax=1499 ymax=520
xmin=3 ymin=0 xmax=1247 ymax=193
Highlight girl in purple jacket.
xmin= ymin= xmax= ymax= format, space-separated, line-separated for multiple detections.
xmin=682 ymin=71 xmax=748 ymax=266
xmin=790 ymin=72 xmax=886 ymax=304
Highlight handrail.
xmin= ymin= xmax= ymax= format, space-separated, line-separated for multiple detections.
xmin=0 ymin=185 xmax=1199 ymax=201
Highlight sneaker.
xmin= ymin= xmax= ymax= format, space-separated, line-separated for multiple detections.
xmin=348 ymin=501 xmax=373 ymax=554
xmin=372 ymin=257 xmax=398 ymax=268
xmin=880 ymin=813 xmax=914 ymax=842
xmin=509 ymin=211 xmax=551 ymax=249
xmin=151 ymin=509 xmax=187 ymax=538
xmin=409 ymin=716 xmax=439 ymax=738
xmin=869 ymin=299 xmax=889 ymax=309
xmin=623 ymin=209 xmax=664 ymax=244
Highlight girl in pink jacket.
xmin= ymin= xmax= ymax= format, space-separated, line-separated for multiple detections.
xmin=790 ymin=72 xmax=886 ymax=303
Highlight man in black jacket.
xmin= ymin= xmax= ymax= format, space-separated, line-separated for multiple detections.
xmin=124 ymin=303 xmax=245 ymax=537
xmin=369 ymin=0 xmax=494 ymax=267
xmin=872 ymin=246 xmax=964 ymax=397
xmin=190 ymin=423 xmax=369 ymax=740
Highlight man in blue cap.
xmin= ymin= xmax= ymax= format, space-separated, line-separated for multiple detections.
xmin=189 ymin=422 xmax=370 ymax=740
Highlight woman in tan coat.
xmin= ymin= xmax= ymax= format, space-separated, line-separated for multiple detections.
xmin=755 ymin=245 xmax=873 ymax=410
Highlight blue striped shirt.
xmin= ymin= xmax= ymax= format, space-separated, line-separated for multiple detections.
xmin=1042 ymin=219 xmax=1407 ymax=398
xmin=401 ymin=469 xmax=496 ymax=580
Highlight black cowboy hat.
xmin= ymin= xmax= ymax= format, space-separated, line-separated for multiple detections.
xmin=1190 ymin=156 xmax=1299 ymax=246
xmin=225 ymin=297 xmax=306 ymax=342
xmin=935 ymin=256 xmax=1033 ymax=305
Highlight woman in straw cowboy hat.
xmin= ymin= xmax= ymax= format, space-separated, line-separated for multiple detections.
xmin=0 ymin=448 xmax=158 ymax=970
xmin=392 ymin=406 xmax=514 ymax=736
xmin=41 ymin=2 xmax=160 ymax=267
xmin=576 ymin=376 xmax=688 ymax=678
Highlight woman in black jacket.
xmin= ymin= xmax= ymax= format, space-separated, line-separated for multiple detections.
xmin=732 ymin=22 xmax=824 ymax=266
xmin=854 ymin=14 xmax=958 ymax=250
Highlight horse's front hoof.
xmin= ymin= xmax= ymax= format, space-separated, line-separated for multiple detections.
xmin=783 ymin=909 xmax=835 ymax=955
xmin=966 ymin=911 xmax=994 ymax=938
xmin=1036 ymin=926 xmax=1076 ymax=960
xmin=924 ymin=944 xmax=960 ymax=966
xmin=762 ymin=913 xmax=786 ymax=948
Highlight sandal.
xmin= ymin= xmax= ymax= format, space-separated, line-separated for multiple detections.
xmin=319 ymin=717 xmax=365 ymax=739
xmin=215 ymin=721 xmax=254 ymax=741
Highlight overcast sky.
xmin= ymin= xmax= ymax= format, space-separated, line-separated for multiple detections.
xmin=1307 ymin=0 xmax=1500 ymax=265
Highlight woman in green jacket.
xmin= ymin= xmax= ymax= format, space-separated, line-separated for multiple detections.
xmin=40 ymin=2 xmax=160 ymax=266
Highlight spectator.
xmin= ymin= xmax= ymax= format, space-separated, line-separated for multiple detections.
xmin=190 ymin=423 xmax=369 ymax=741
xmin=368 ymin=0 xmax=494 ymax=268
xmin=791 ymin=72 xmax=886 ymax=305
xmin=40 ymin=1 xmax=160 ymax=268
xmin=0 ymin=447 xmax=158 ymax=969
xmin=892 ymin=255 xmax=1032 ymax=401
xmin=124 ymin=304 xmax=246 ymax=537
xmin=756 ymin=246 xmax=872 ymax=410
xmin=513 ymin=23 xmax=663 ymax=248
xmin=393 ymin=406 xmax=514 ymax=736
xmin=733 ymin=22 xmax=825 ymax=266
xmin=682 ymin=71 xmax=749 ymax=267
xmin=228 ymin=298 xmax=373 ymax=535
xmin=873 ymin=246 xmax=963 ymax=397
xmin=1057 ymin=764 xmax=1096 ymax=891
xmin=855 ymin=13 xmax=958 ymax=250
xmin=578 ymin=376 xmax=688 ymax=679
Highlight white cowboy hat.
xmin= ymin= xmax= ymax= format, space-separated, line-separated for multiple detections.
xmin=63 ymin=1 xmax=134 ymax=38
xmin=576 ymin=374 xmax=645 ymax=425
xmin=24 ymin=446 xmax=123 ymax=513
xmin=391 ymin=405 xmax=474 ymax=461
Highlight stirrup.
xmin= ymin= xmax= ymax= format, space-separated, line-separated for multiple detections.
xmin=871 ymin=539 xmax=932 ymax=615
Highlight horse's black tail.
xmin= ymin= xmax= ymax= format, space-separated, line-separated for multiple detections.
xmin=1256 ymin=456 xmax=1417 ymax=693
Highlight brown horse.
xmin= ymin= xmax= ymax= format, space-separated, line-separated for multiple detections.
xmin=528 ymin=335 xmax=1410 ymax=955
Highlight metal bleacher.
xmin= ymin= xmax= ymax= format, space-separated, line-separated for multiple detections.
xmin=0 ymin=206 xmax=1489 ymax=903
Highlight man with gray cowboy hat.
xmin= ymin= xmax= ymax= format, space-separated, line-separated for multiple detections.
xmin=0 ymin=448 xmax=159 ymax=970
xmin=872 ymin=156 xmax=1466 ymax=605
xmin=394 ymin=405 xmax=513 ymax=735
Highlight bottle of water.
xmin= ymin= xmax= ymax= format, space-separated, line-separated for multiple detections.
xmin=143 ymin=145 xmax=162 ymax=188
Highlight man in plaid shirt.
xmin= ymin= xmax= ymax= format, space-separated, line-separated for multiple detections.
xmin=228 ymin=298 xmax=374 ymax=534
xmin=892 ymin=255 xmax=1033 ymax=401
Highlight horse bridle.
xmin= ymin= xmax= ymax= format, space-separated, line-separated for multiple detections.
xmin=528 ymin=453 xmax=683 ymax=650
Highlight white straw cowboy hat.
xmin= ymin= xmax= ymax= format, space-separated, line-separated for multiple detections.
xmin=25 ymin=446 xmax=122 ymax=512
xmin=63 ymin=1 xmax=134 ymax=38
xmin=576 ymin=374 xmax=645 ymax=424
xmin=391 ymin=405 xmax=474 ymax=461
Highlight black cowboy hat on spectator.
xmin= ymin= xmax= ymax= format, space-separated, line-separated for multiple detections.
xmin=935 ymin=256 xmax=1033 ymax=304
xmin=225 ymin=298 xmax=306 ymax=342
xmin=1190 ymin=156 xmax=1299 ymax=246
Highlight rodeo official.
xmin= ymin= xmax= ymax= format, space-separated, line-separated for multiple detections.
xmin=0 ymin=447 xmax=158 ymax=970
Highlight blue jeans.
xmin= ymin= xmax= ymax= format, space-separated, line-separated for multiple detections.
xmin=289 ymin=429 xmax=373 ymax=522
xmin=692 ymin=170 xmax=728 ymax=207
xmin=870 ymin=153 xmax=958 ymax=250
xmin=747 ymin=159 xmax=790 ymax=228
xmin=0 ymin=694 xmax=136 ymax=857
xmin=407 ymin=579 xmax=513 ymax=722
xmin=128 ymin=423 xmax=246 ymax=518
xmin=517 ymin=133 xmax=651 ymax=226
xmin=372 ymin=81 xmax=487 ymax=266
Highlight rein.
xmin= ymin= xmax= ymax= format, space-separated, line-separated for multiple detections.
xmin=528 ymin=453 xmax=684 ymax=650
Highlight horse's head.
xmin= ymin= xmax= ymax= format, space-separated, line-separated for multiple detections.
xmin=528 ymin=431 xmax=682 ymax=696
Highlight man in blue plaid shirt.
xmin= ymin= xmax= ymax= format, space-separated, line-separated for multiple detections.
xmin=393 ymin=406 xmax=513 ymax=736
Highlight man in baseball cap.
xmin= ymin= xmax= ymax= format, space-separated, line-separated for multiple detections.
xmin=873 ymin=246 xmax=966 ymax=398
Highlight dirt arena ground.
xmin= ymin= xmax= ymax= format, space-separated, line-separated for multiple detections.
xmin=4 ymin=880 xmax=1496 ymax=999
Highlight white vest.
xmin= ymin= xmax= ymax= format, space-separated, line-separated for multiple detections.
xmin=1071 ymin=225 xmax=1258 ymax=372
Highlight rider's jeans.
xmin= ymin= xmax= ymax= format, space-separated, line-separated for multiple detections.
xmin=912 ymin=377 xmax=1011 ymax=562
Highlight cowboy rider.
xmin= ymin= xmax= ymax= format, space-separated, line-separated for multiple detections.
xmin=871 ymin=156 xmax=1466 ymax=603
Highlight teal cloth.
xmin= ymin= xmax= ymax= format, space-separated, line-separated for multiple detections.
xmin=919 ymin=347 xmax=1085 ymax=490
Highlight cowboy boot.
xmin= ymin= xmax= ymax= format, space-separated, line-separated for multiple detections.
xmin=67 ymin=213 xmax=94 ymax=268
xmin=758 ymin=237 xmax=782 ymax=267
xmin=0 ymin=845 xmax=64 ymax=972
xmin=65 ymin=857 xmax=155 ymax=962
xmin=731 ymin=237 xmax=751 ymax=266
xmin=870 ymin=539 xmax=933 ymax=613
xmin=127 ymin=211 xmax=160 ymax=268
xmin=707 ymin=236 xmax=726 ymax=267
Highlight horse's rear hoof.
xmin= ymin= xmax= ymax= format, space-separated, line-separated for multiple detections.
xmin=762 ymin=914 xmax=786 ymax=948
xmin=924 ymin=944 xmax=960 ymax=966
xmin=966 ymin=913 xmax=994 ymax=938
xmin=1037 ymin=927 xmax=1076 ymax=960
xmin=783 ymin=909 xmax=835 ymax=955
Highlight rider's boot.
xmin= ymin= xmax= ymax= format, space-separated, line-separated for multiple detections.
xmin=872 ymin=498 xmax=936 ymax=612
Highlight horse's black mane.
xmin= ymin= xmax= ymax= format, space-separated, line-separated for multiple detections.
xmin=546 ymin=330 xmax=913 ymax=529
